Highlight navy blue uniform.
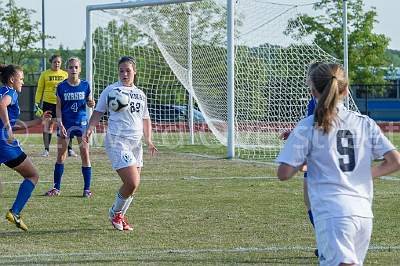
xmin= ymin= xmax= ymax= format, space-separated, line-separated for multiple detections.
xmin=307 ymin=96 xmax=317 ymax=116
xmin=0 ymin=86 xmax=24 ymax=164
xmin=56 ymin=80 xmax=91 ymax=138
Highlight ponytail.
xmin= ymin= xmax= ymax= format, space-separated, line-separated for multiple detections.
xmin=311 ymin=64 xmax=348 ymax=134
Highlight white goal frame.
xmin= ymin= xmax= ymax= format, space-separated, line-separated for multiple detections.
xmin=85 ymin=0 xmax=236 ymax=158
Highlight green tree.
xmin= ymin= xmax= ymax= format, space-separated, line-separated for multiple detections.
xmin=285 ymin=0 xmax=389 ymax=84
xmin=0 ymin=0 xmax=52 ymax=65
xmin=386 ymin=49 xmax=400 ymax=67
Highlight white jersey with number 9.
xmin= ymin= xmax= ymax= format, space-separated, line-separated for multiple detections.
xmin=276 ymin=103 xmax=395 ymax=222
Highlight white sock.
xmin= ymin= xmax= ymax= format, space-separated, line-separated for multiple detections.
xmin=122 ymin=195 xmax=134 ymax=215
xmin=111 ymin=192 xmax=129 ymax=213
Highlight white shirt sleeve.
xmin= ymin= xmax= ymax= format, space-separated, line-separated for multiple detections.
xmin=95 ymin=86 xmax=110 ymax=113
xmin=276 ymin=119 xmax=313 ymax=167
xmin=370 ymin=119 xmax=395 ymax=159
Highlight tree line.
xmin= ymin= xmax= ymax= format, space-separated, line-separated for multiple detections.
xmin=0 ymin=0 xmax=398 ymax=89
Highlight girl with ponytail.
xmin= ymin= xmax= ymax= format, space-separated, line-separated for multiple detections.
xmin=276 ymin=63 xmax=400 ymax=265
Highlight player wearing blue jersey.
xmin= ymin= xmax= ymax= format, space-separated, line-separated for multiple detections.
xmin=45 ymin=57 xmax=95 ymax=198
xmin=277 ymin=63 xmax=400 ymax=265
xmin=0 ymin=64 xmax=51 ymax=231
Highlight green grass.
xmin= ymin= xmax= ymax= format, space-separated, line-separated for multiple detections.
xmin=0 ymin=135 xmax=399 ymax=265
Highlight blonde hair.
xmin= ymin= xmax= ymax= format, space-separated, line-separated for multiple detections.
xmin=310 ymin=63 xmax=348 ymax=134
xmin=65 ymin=57 xmax=81 ymax=69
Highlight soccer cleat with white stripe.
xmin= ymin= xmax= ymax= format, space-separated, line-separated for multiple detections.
xmin=122 ymin=215 xmax=133 ymax=231
xmin=108 ymin=208 xmax=123 ymax=231
xmin=44 ymin=188 xmax=60 ymax=197
xmin=6 ymin=210 xmax=28 ymax=231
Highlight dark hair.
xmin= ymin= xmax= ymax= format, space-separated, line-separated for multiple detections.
xmin=0 ymin=64 xmax=23 ymax=85
xmin=49 ymin=54 xmax=62 ymax=64
xmin=306 ymin=62 xmax=323 ymax=89
xmin=311 ymin=63 xmax=348 ymax=134
xmin=118 ymin=56 xmax=137 ymax=85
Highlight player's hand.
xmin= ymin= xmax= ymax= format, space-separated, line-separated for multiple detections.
xmin=147 ymin=142 xmax=158 ymax=156
xmin=7 ymin=127 xmax=14 ymax=144
xmin=41 ymin=110 xmax=52 ymax=120
xmin=279 ymin=130 xmax=291 ymax=140
xmin=87 ymin=99 xmax=95 ymax=108
xmin=34 ymin=103 xmax=44 ymax=118
xmin=83 ymin=128 xmax=93 ymax=143
xmin=58 ymin=124 xmax=67 ymax=138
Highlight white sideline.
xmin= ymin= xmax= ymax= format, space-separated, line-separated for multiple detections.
xmin=1 ymin=175 xmax=399 ymax=185
xmin=0 ymin=245 xmax=399 ymax=260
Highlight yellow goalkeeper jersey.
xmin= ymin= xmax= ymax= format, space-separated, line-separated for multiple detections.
xmin=35 ymin=69 xmax=68 ymax=104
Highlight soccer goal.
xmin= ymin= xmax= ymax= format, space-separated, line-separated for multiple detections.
xmin=86 ymin=0 xmax=358 ymax=160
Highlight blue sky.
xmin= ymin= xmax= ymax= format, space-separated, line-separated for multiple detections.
xmin=14 ymin=0 xmax=400 ymax=50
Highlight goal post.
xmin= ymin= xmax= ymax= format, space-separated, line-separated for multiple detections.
xmin=85 ymin=0 xmax=359 ymax=160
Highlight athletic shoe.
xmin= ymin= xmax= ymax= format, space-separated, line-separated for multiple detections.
xmin=44 ymin=188 xmax=60 ymax=197
xmin=122 ymin=215 xmax=133 ymax=231
xmin=82 ymin=190 xmax=92 ymax=198
xmin=5 ymin=210 xmax=28 ymax=231
xmin=41 ymin=150 xmax=49 ymax=157
xmin=68 ymin=149 xmax=78 ymax=157
xmin=109 ymin=211 xmax=124 ymax=231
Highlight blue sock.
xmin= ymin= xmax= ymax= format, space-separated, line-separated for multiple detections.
xmin=11 ymin=179 xmax=35 ymax=215
xmin=82 ymin=166 xmax=92 ymax=191
xmin=308 ymin=209 xmax=315 ymax=228
xmin=53 ymin=163 xmax=64 ymax=190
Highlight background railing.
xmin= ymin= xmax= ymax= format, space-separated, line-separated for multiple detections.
xmin=351 ymin=81 xmax=400 ymax=121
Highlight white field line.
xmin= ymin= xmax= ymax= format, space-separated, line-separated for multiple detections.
xmin=1 ymin=175 xmax=399 ymax=185
xmin=173 ymin=152 xmax=277 ymax=167
xmin=0 ymin=245 xmax=399 ymax=260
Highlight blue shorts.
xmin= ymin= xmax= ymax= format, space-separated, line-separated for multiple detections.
xmin=0 ymin=139 xmax=24 ymax=165
xmin=58 ymin=124 xmax=87 ymax=138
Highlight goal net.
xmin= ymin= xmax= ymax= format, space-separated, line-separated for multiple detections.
xmin=88 ymin=0 xmax=358 ymax=160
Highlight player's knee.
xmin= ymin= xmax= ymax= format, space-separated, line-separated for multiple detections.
xmin=57 ymin=154 xmax=67 ymax=163
xmin=124 ymin=179 xmax=139 ymax=194
xmin=27 ymin=173 xmax=39 ymax=185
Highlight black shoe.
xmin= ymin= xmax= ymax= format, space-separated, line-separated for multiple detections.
xmin=314 ymin=248 xmax=319 ymax=257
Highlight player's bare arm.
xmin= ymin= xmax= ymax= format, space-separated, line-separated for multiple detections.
xmin=87 ymin=97 xmax=95 ymax=108
xmin=277 ymin=162 xmax=306 ymax=181
xmin=143 ymin=118 xmax=157 ymax=156
xmin=371 ymin=150 xmax=400 ymax=178
xmin=56 ymin=96 xmax=67 ymax=138
xmin=0 ymin=94 xmax=14 ymax=143
xmin=13 ymin=111 xmax=52 ymax=129
xmin=84 ymin=110 xmax=104 ymax=143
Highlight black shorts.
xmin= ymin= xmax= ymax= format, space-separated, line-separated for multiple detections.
xmin=4 ymin=152 xmax=27 ymax=168
xmin=42 ymin=101 xmax=57 ymax=118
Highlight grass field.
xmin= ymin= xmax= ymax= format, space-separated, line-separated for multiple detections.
xmin=0 ymin=135 xmax=400 ymax=265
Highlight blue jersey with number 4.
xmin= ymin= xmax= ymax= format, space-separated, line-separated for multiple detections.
xmin=56 ymin=80 xmax=90 ymax=127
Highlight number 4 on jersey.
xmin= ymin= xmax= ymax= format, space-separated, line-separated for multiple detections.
xmin=70 ymin=102 xmax=78 ymax=112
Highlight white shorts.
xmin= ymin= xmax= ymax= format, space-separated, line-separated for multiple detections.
xmin=315 ymin=216 xmax=372 ymax=266
xmin=104 ymin=134 xmax=143 ymax=170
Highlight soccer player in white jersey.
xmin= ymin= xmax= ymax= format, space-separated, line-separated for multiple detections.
xmin=276 ymin=63 xmax=400 ymax=265
xmin=84 ymin=56 xmax=157 ymax=231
